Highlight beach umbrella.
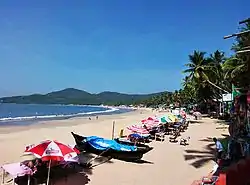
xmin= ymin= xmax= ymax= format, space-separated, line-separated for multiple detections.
xmin=161 ymin=117 xmax=167 ymax=123
xmin=147 ymin=117 xmax=154 ymax=121
xmin=127 ymin=125 xmax=149 ymax=134
xmin=25 ymin=140 xmax=78 ymax=185
xmin=166 ymin=114 xmax=176 ymax=122
xmin=25 ymin=140 xmax=77 ymax=160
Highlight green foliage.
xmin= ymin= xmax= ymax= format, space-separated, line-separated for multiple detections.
xmin=139 ymin=20 xmax=249 ymax=108
xmin=224 ymin=22 xmax=250 ymax=88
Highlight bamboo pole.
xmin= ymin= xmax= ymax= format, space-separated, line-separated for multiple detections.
xmin=236 ymin=49 xmax=250 ymax=54
xmin=111 ymin=121 xmax=115 ymax=139
xmin=224 ymin=30 xmax=250 ymax=39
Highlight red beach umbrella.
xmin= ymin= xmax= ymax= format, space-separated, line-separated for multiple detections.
xmin=25 ymin=140 xmax=77 ymax=161
xmin=25 ymin=140 xmax=78 ymax=185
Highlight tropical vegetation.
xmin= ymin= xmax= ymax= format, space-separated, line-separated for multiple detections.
xmin=139 ymin=20 xmax=250 ymax=110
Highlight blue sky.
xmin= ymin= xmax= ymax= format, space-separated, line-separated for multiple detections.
xmin=0 ymin=0 xmax=249 ymax=96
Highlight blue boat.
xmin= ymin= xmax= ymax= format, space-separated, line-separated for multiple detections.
xmin=71 ymin=132 xmax=153 ymax=161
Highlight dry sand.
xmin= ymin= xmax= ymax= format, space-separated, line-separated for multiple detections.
xmin=0 ymin=109 xmax=228 ymax=185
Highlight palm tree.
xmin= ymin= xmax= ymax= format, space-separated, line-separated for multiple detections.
xmin=222 ymin=57 xmax=246 ymax=80
xmin=224 ymin=21 xmax=250 ymax=89
xmin=183 ymin=50 xmax=229 ymax=94
xmin=208 ymin=50 xmax=231 ymax=93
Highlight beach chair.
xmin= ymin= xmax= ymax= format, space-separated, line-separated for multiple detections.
xmin=179 ymin=124 xmax=185 ymax=132
xmin=169 ymin=132 xmax=178 ymax=143
xmin=1 ymin=162 xmax=33 ymax=185
xmin=183 ymin=121 xmax=189 ymax=130
xmin=164 ymin=123 xmax=172 ymax=135
xmin=180 ymin=137 xmax=190 ymax=146
xmin=155 ymin=132 xmax=165 ymax=142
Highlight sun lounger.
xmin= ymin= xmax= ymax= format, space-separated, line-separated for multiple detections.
xmin=183 ymin=121 xmax=189 ymax=130
xmin=1 ymin=162 xmax=33 ymax=185
xmin=169 ymin=132 xmax=179 ymax=143
xmin=180 ymin=137 xmax=190 ymax=146
xmin=155 ymin=132 xmax=165 ymax=142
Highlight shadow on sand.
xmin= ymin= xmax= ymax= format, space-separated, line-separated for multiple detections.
xmin=53 ymin=173 xmax=90 ymax=185
xmin=123 ymin=159 xmax=154 ymax=164
xmin=189 ymin=120 xmax=202 ymax=124
xmin=15 ymin=164 xmax=91 ymax=185
xmin=183 ymin=137 xmax=216 ymax=168
xmin=214 ymin=120 xmax=230 ymax=130
xmin=184 ymin=134 xmax=231 ymax=168
xmin=80 ymin=151 xmax=153 ymax=165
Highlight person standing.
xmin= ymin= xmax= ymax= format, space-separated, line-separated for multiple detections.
xmin=213 ymin=137 xmax=224 ymax=159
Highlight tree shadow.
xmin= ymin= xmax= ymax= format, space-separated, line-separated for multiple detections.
xmin=184 ymin=135 xmax=231 ymax=168
xmin=123 ymin=159 xmax=154 ymax=164
xmin=216 ymin=120 xmax=230 ymax=125
xmin=183 ymin=141 xmax=216 ymax=168
xmin=189 ymin=120 xmax=202 ymax=124
xmin=199 ymin=137 xmax=213 ymax=142
xmin=216 ymin=126 xmax=228 ymax=130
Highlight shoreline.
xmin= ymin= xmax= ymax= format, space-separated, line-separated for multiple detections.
xmin=0 ymin=108 xmax=154 ymax=163
xmin=0 ymin=108 xmax=148 ymax=134
xmin=0 ymin=104 xmax=137 ymax=127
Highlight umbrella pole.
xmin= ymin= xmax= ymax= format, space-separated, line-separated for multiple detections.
xmin=2 ymin=170 xmax=5 ymax=184
xmin=46 ymin=160 xmax=51 ymax=185
xmin=27 ymin=175 xmax=30 ymax=185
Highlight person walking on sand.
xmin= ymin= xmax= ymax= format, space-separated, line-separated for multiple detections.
xmin=213 ymin=137 xmax=224 ymax=159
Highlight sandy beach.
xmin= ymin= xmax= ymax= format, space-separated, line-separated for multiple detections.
xmin=0 ymin=109 xmax=228 ymax=185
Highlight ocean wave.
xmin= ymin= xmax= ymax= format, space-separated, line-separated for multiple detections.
xmin=0 ymin=107 xmax=119 ymax=122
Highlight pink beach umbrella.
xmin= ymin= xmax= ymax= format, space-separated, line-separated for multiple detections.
xmin=141 ymin=117 xmax=159 ymax=124
xmin=141 ymin=117 xmax=160 ymax=129
xmin=127 ymin=125 xmax=149 ymax=134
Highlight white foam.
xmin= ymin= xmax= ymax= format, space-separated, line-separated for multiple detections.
xmin=0 ymin=107 xmax=119 ymax=122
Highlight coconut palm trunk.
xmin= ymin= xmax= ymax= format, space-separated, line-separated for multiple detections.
xmin=206 ymin=80 xmax=230 ymax=94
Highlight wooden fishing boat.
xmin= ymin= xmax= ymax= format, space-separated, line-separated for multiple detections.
xmin=71 ymin=132 xmax=153 ymax=161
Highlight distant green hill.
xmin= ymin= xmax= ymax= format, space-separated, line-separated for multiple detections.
xmin=0 ymin=88 xmax=167 ymax=105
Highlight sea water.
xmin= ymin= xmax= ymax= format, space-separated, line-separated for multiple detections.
xmin=0 ymin=103 xmax=132 ymax=125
